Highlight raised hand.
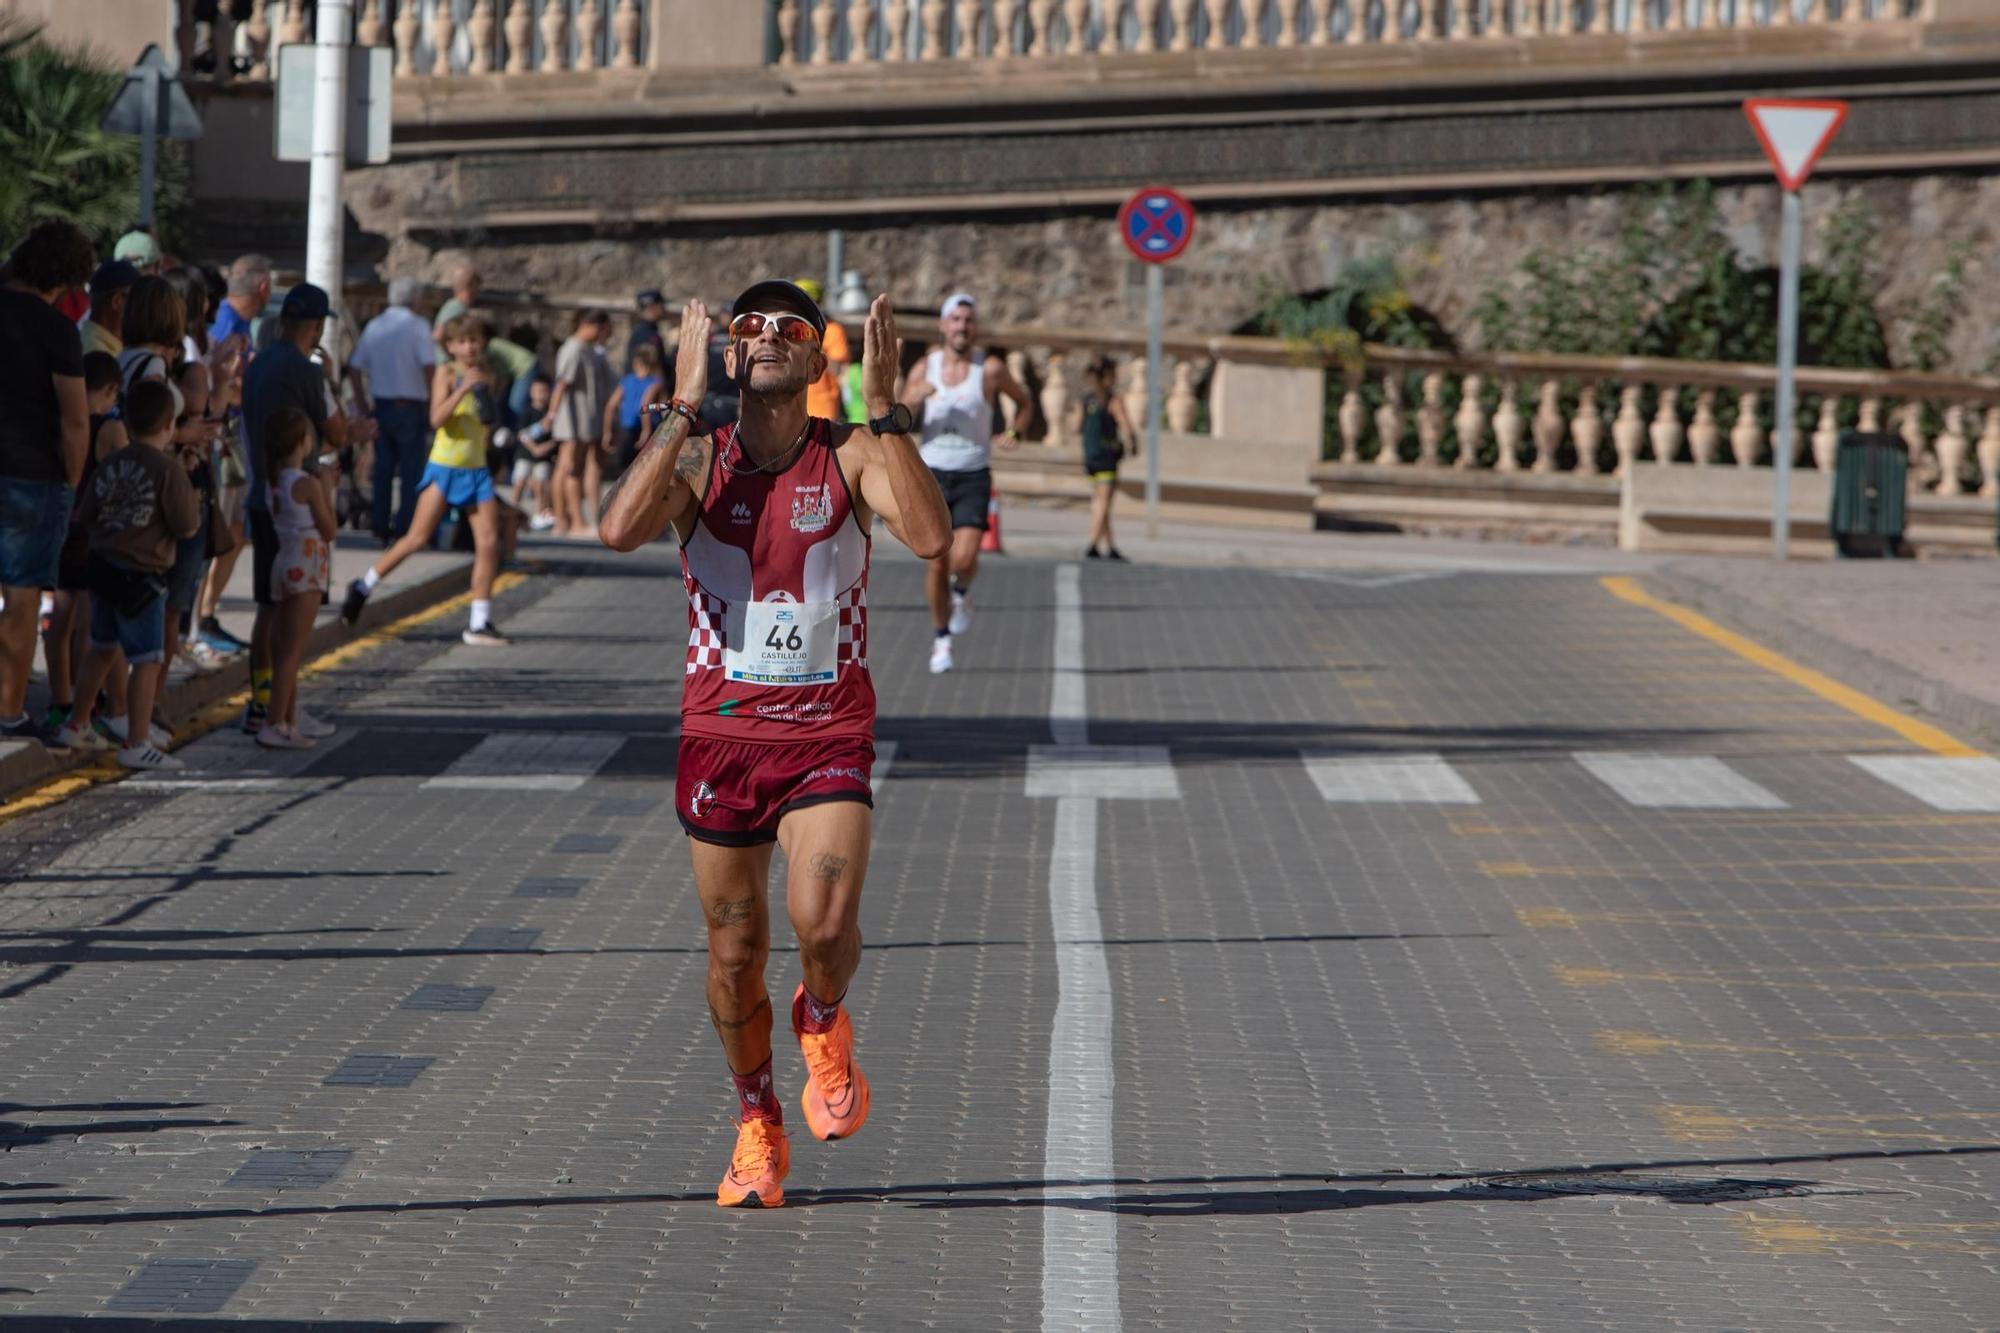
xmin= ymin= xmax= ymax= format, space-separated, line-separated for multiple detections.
xmin=674 ymin=299 xmax=711 ymax=413
xmin=861 ymin=293 xmax=902 ymax=418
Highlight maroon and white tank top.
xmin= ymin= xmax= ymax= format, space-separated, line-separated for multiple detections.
xmin=679 ymin=418 xmax=873 ymax=743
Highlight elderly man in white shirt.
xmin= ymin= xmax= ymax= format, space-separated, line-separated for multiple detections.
xmin=348 ymin=276 xmax=438 ymax=542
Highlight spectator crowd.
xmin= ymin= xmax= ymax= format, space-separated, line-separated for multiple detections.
xmin=0 ymin=220 xmax=904 ymax=774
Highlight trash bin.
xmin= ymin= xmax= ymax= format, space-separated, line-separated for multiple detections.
xmin=1829 ymin=429 xmax=1909 ymax=559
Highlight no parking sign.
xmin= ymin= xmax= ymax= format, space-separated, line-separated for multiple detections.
xmin=1118 ymin=187 xmax=1196 ymax=264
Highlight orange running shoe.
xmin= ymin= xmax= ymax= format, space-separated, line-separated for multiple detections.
xmin=792 ymin=984 xmax=872 ymax=1142
xmin=716 ymin=1116 xmax=790 ymax=1208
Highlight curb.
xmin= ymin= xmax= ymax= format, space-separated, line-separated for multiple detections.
xmin=1643 ymin=566 xmax=2000 ymax=754
xmin=0 ymin=558 xmax=479 ymax=806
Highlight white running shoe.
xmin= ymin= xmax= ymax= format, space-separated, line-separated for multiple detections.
xmin=529 ymin=511 xmax=557 ymax=531
xmin=255 ymin=724 xmax=316 ymax=750
xmin=929 ymin=637 xmax=954 ymax=675
xmin=947 ymin=590 xmax=971 ymax=636
xmin=104 ymin=715 xmax=172 ymax=749
xmin=56 ymin=724 xmax=112 ymax=753
xmin=294 ymin=708 xmax=337 ymax=740
xmin=118 ymin=743 xmax=183 ymax=770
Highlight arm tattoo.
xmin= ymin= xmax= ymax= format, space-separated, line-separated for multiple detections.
xmin=673 ymin=438 xmax=707 ymax=484
xmin=806 ymin=853 xmax=848 ymax=885
xmin=709 ymin=896 xmax=756 ymax=927
xmin=708 ymin=997 xmax=772 ymax=1033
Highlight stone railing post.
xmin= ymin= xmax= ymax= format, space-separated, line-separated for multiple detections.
xmin=1531 ymin=380 xmax=1563 ymax=472
xmin=1030 ymin=0 xmax=1057 ymax=53
xmin=1688 ymin=388 xmax=1719 ymax=464
xmin=1649 ymin=385 xmax=1683 ymax=465
xmin=889 ymin=0 xmax=914 ymax=58
xmin=1731 ymin=390 xmax=1764 ymax=468
xmin=390 ymin=0 xmax=416 ymax=75
xmin=1493 ymin=379 xmax=1523 ymax=471
xmin=1519 ymin=0 xmax=1544 ymax=37
xmin=1935 ymin=404 xmax=1969 ymax=495
xmin=1040 ymin=352 xmax=1072 ymax=446
xmin=1374 ymin=374 xmax=1406 ymax=465
xmin=1415 ymin=0 xmax=1440 ymax=39
xmin=1280 ymin=0 xmax=1310 ymax=46
xmin=358 ymin=0 xmax=388 ymax=48
xmin=1167 ymin=362 xmax=1200 ymax=432
xmin=503 ymin=0 xmax=531 ymax=70
xmin=1978 ymin=405 xmax=2000 ymax=498
xmin=1900 ymin=401 xmax=1933 ymax=486
xmin=467 ymin=0 xmax=496 ymax=72
xmin=776 ymin=0 xmax=802 ymax=63
xmin=952 ymin=0 xmax=977 ymax=56
xmin=539 ymin=0 xmax=567 ymax=68
xmin=1858 ymin=395 xmax=1882 ymax=432
xmin=1171 ymin=0 xmax=1199 ymax=50
xmin=811 ymin=0 xmax=840 ymax=63
xmin=431 ymin=0 xmax=458 ymax=74
xmin=1611 ymin=383 xmax=1644 ymax=475
xmin=611 ymin=0 xmax=639 ymax=66
xmin=1454 ymin=373 xmax=1484 ymax=469
xmin=575 ymin=0 xmax=603 ymax=70
xmin=1338 ymin=372 xmax=1365 ymax=462
xmin=1122 ymin=359 xmax=1149 ymax=441
xmin=1573 ymin=384 xmax=1606 ymax=473
xmin=997 ymin=0 xmax=1026 ymax=56
xmin=1811 ymin=396 xmax=1840 ymax=470
xmin=1063 ymin=0 xmax=1090 ymax=51
xmin=1416 ymin=372 xmax=1445 ymax=465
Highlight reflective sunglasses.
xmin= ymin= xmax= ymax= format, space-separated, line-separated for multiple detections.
xmin=729 ymin=311 xmax=821 ymax=345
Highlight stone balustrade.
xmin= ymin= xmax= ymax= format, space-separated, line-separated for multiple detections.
xmin=981 ymin=322 xmax=2000 ymax=498
xmin=773 ymin=0 xmax=1929 ymax=65
xmin=185 ymin=0 xmax=1929 ymax=83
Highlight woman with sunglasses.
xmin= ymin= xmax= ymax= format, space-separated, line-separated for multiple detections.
xmin=599 ymin=280 xmax=949 ymax=1209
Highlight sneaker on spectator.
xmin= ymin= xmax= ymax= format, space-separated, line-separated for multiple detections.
xmin=295 ymin=708 xmax=337 ymax=740
xmin=118 ymin=743 xmax=183 ymax=770
xmin=241 ymin=702 xmax=268 ymax=736
xmin=167 ymin=651 xmax=201 ymax=685
xmin=186 ymin=640 xmax=227 ymax=671
xmin=103 ymin=715 xmax=172 ymax=750
xmin=461 ymin=623 xmax=511 ymax=647
xmin=198 ymin=616 xmax=248 ymax=654
xmin=2 ymin=714 xmax=72 ymax=750
xmin=54 ymin=724 xmax=112 ymax=753
xmin=340 ymin=578 xmax=371 ymax=628
xmin=255 ymin=724 xmax=315 ymax=750
xmin=529 ymin=511 xmax=557 ymax=532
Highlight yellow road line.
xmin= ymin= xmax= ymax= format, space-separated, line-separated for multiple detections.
xmin=0 ymin=571 xmax=525 ymax=830
xmin=1600 ymin=576 xmax=1981 ymax=758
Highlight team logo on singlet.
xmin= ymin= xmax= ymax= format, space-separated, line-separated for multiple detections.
xmin=690 ymin=781 xmax=717 ymax=818
xmin=730 ymin=502 xmax=753 ymax=525
xmin=791 ymin=483 xmax=834 ymax=534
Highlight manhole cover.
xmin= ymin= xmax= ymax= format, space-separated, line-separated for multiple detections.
xmin=1464 ymin=1173 xmax=1817 ymax=1204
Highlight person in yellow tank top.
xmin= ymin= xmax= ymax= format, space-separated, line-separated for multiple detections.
xmin=337 ymin=313 xmax=512 ymax=645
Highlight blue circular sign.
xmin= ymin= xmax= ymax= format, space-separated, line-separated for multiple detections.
xmin=1119 ymin=187 xmax=1196 ymax=264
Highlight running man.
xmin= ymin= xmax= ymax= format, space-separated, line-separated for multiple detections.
xmin=902 ymin=291 xmax=1032 ymax=675
xmin=598 ymin=281 xmax=948 ymax=1208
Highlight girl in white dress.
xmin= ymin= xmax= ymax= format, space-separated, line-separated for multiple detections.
xmin=258 ymin=408 xmax=338 ymax=749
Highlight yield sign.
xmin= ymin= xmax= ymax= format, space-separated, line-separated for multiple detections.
xmin=1743 ymin=98 xmax=1847 ymax=193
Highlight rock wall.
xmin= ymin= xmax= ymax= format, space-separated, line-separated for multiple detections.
xmin=358 ymin=168 xmax=2000 ymax=376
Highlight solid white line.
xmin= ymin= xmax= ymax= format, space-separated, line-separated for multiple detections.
xmin=1849 ymin=755 xmax=2000 ymax=812
xmin=871 ymin=741 xmax=898 ymax=795
xmin=1027 ymin=745 xmax=1180 ymax=801
xmin=1051 ymin=563 xmax=1088 ymax=748
xmin=1043 ymin=795 xmax=1119 ymax=1333
xmin=421 ymin=731 xmax=624 ymax=791
xmin=1041 ymin=564 xmax=1121 ymax=1333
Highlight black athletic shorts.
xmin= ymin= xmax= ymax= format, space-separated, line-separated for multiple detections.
xmin=928 ymin=466 xmax=991 ymax=532
xmin=249 ymin=505 xmax=279 ymax=606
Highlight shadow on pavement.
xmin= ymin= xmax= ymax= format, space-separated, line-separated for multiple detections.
xmin=0 ymin=1321 xmax=459 ymax=1331
xmin=0 ymin=1101 xmax=240 ymax=1151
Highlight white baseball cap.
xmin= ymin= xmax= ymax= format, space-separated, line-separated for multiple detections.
xmin=939 ymin=291 xmax=977 ymax=319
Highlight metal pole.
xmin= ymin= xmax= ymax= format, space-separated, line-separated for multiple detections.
xmin=306 ymin=0 xmax=354 ymax=308
xmin=137 ymin=65 xmax=158 ymax=229
xmin=1773 ymin=188 xmax=1803 ymax=561
xmin=826 ymin=229 xmax=844 ymax=304
xmin=1144 ymin=263 xmax=1163 ymax=539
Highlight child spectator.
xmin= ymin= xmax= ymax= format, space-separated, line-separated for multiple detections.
xmin=56 ymin=379 xmax=202 ymax=769
xmin=512 ymin=378 xmax=556 ymax=529
xmin=340 ymin=313 xmax=511 ymax=647
xmin=39 ymin=352 xmax=124 ymax=729
xmin=257 ymin=408 xmax=337 ymax=750
xmin=1075 ymin=357 xmax=1132 ymax=562
xmin=604 ymin=342 xmax=667 ymax=477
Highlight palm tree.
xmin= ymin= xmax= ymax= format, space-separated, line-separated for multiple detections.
xmin=0 ymin=22 xmax=188 ymax=257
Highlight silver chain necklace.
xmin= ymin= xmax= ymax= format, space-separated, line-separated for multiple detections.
xmin=723 ymin=417 xmax=811 ymax=476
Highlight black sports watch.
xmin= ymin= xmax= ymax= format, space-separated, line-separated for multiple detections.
xmin=868 ymin=403 xmax=916 ymax=436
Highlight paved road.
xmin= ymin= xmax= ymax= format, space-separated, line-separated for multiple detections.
xmin=3 ymin=538 xmax=1999 ymax=1331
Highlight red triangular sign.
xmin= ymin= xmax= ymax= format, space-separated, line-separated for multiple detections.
xmin=1743 ymin=99 xmax=1848 ymax=193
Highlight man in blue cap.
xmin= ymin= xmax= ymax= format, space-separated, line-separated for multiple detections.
xmin=238 ymin=282 xmax=346 ymax=737
xmin=627 ymin=288 xmax=667 ymax=368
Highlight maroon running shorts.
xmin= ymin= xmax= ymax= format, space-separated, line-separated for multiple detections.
xmin=675 ymin=733 xmax=876 ymax=847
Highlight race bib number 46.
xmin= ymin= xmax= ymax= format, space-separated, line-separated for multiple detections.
xmin=727 ymin=600 xmax=839 ymax=687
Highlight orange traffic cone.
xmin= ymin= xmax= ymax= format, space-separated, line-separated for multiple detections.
xmin=980 ymin=495 xmax=1004 ymax=554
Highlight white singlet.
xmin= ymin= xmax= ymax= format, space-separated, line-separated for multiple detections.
xmin=918 ymin=350 xmax=991 ymax=473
